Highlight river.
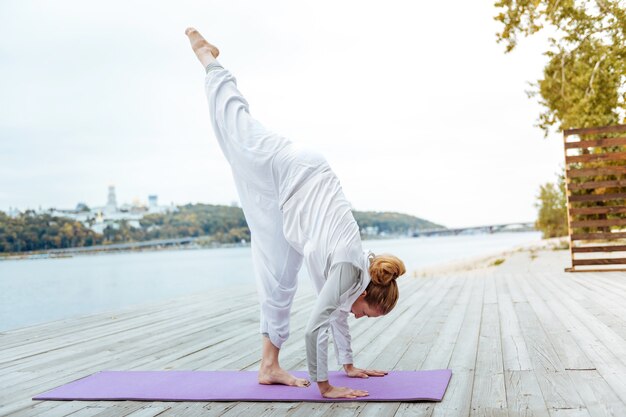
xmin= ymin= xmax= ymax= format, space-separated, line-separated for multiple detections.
xmin=0 ymin=232 xmax=542 ymax=332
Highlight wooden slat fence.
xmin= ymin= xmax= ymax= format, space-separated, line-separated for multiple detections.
xmin=564 ymin=124 xmax=626 ymax=272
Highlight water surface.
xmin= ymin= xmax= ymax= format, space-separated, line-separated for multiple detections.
xmin=0 ymin=232 xmax=542 ymax=331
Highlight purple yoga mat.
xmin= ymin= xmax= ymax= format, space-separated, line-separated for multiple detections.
xmin=33 ymin=370 xmax=452 ymax=402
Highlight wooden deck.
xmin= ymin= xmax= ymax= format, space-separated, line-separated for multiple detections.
xmin=2 ymin=249 xmax=626 ymax=416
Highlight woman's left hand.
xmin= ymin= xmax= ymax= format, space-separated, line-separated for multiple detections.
xmin=343 ymin=364 xmax=388 ymax=378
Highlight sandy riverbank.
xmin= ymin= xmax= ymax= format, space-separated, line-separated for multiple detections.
xmin=413 ymin=236 xmax=569 ymax=276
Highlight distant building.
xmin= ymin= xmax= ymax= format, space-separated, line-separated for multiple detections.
xmin=7 ymin=207 xmax=20 ymax=218
xmin=361 ymin=226 xmax=379 ymax=236
xmin=148 ymin=195 xmax=158 ymax=209
xmin=13 ymin=186 xmax=177 ymax=234
xmin=105 ymin=185 xmax=117 ymax=214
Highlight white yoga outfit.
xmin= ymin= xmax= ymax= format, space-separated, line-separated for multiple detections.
xmin=204 ymin=62 xmax=371 ymax=382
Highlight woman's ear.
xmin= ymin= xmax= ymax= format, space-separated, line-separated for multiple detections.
xmin=360 ymin=290 xmax=367 ymax=298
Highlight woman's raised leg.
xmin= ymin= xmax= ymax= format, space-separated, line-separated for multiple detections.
xmin=186 ymin=27 xmax=308 ymax=388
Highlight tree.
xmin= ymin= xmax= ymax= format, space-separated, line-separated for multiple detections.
xmin=495 ymin=0 xmax=626 ymax=135
xmin=535 ymin=173 xmax=568 ymax=238
xmin=495 ymin=1 xmax=626 ymax=238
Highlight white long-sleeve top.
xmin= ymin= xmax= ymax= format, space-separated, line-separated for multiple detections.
xmin=304 ymin=262 xmax=364 ymax=381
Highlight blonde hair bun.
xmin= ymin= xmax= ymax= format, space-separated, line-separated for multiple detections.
xmin=369 ymin=254 xmax=406 ymax=286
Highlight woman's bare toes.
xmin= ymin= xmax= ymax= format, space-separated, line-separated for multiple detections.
xmin=184 ymin=27 xmax=220 ymax=59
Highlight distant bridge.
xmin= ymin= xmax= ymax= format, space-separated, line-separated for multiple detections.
xmin=412 ymin=222 xmax=535 ymax=237
xmin=4 ymin=237 xmax=247 ymax=259
xmin=45 ymin=237 xmax=199 ymax=254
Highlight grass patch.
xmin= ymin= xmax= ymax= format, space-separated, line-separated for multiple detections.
xmin=490 ymin=258 xmax=506 ymax=267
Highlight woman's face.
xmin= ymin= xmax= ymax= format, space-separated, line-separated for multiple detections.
xmin=350 ymin=292 xmax=383 ymax=319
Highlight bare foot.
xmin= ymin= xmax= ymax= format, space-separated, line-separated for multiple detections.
xmin=185 ymin=27 xmax=220 ymax=67
xmin=258 ymin=366 xmax=311 ymax=387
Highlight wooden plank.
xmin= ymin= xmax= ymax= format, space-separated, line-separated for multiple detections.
xmin=571 ymin=245 xmax=626 ymax=253
xmin=567 ymin=167 xmax=626 ymax=178
xmin=431 ymin=371 xmax=474 ymax=417
xmin=470 ymin=302 xmax=507 ymax=416
xmin=508 ymin=281 xmax=586 ymax=410
xmin=570 ymin=206 xmax=626 ymax=216
xmin=576 ymin=297 xmax=626 ymax=343
xmin=569 ymin=180 xmax=626 ymax=191
xmin=570 ymin=219 xmax=626 ymax=228
xmin=285 ymin=403 xmax=336 ymax=417
xmin=5 ymin=401 xmax=113 ymax=417
xmin=422 ymin=274 xmax=479 ymax=371
xmin=495 ymin=274 xmax=533 ymax=371
xmin=474 ymin=303 xmax=504 ymax=375
xmin=565 ymin=137 xmax=626 ymax=149
xmin=508 ymin=294 xmax=565 ymax=368
xmin=359 ymin=275 xmax=464 ymax=417
xmin=571 ymin=232 xmax=626 ymax=241
xmin=133 ymin=402 xmax=236 ymax=417
xmin=548 ymin=409 xmax=592 ymax=416
xmin=214 ymin=403 xmax=257 ymax=417
xmin=345 ymin=278 xmax=446 ymax=371
xmin=569 ymin=193 xmax=626 ymax=203
xmin=572 ymin=272 xmax=626 ymax=296
xmin=483 ymin=275 xmax=498 ymax=305
xmin=564 ymin=124 xmax=626 ymax=137
xmin=356 ymin=402 xmax=401 ymax=417
xmin=431 ymin=274 xmax=485 ymax=417
xmin=394 ymin=403 xmax=436 ymax=417
xmin=124 ymin=405 xmax=173 ymax=417
xmin=567 ymin=370 xmax=626 ymax=417
xmin=572 ymin=258 xmax=626 ymax=266
xmin=566 ymin=152 xmax=626 ymax=164
xmin=512 ymin=274 xmax=594 ymax=371
xmin=564 ymin=131 xmax=577 ymax=272
xmin=394 ymin=276 xmax=466 ymax=372
xmin=504 ymin=370 xmax=550 ymax=417
xmin=392 ymin=276 xmax=468 ymax=417
xmin=315 ymin=402 xmax=366 ymax=417
xmin=531 ymin=273 xmax=626 ymax=404
xmin=554 ymin=273 xmax=626 ymax=342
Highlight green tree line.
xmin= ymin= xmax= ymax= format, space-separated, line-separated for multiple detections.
xmin=0 ymin=210 xmax=103 ymax=252
xmin=353 ymin=210 xmax=442 ymax=234
xmin=0 ymin=205 xmax=440 ymax=253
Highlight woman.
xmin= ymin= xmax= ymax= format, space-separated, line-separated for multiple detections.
xmin=185 ymin=27 xmax=406 ymax=399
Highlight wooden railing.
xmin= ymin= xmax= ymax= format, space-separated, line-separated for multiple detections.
xmin=564 ymin=124 xmax=626 ymax=272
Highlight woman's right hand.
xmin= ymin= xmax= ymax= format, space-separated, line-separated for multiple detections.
xmin=320 ymin=384 xmax=369 ymax=399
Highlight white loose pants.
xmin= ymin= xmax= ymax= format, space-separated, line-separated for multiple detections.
xmin=204 ymin=65 xmax=327 ymax=349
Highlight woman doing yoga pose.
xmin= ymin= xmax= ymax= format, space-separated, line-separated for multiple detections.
xmin=185 ymin=27 xmax=406 ymax=399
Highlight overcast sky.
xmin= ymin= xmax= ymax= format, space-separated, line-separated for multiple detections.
xmin=0 ymin=0 xmax=565 ymax=228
